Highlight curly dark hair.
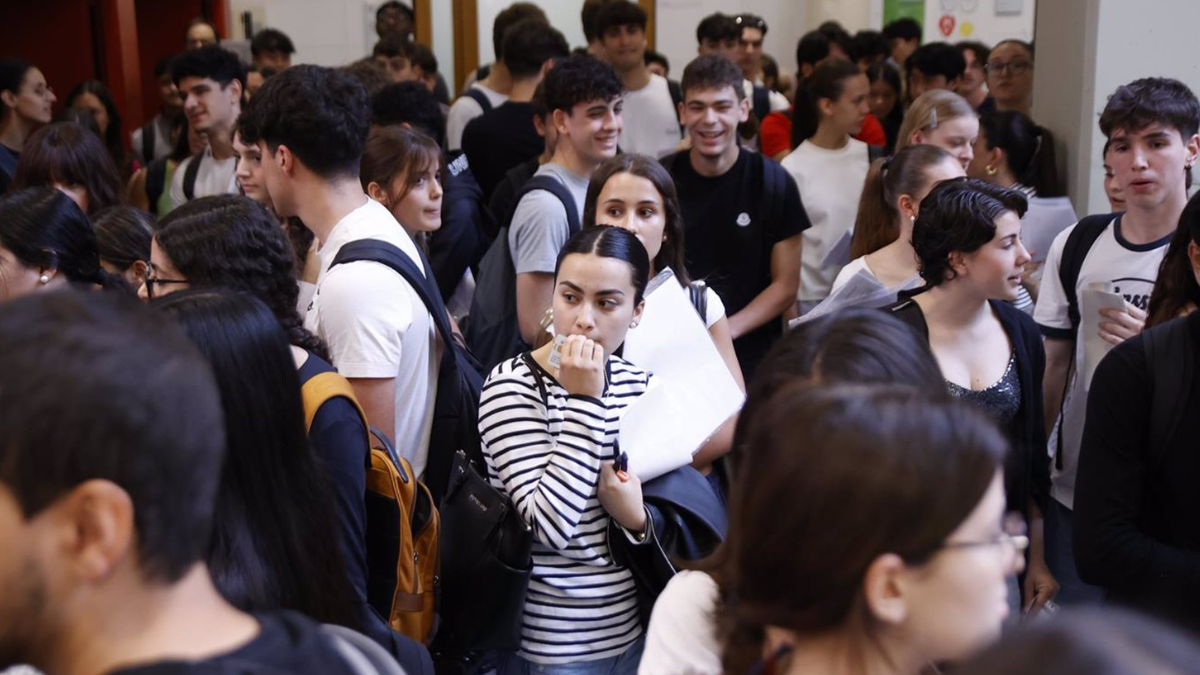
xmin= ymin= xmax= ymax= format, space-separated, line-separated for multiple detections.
xmin=371 ymin=81 xmax=445 ymax=146
xmin=171 ymin=45 xmax=246 ymax=90
xmin=239 ymin=65 xmax=370 ymax=180
xmin=152 ymin=195 xmax=330 ymax=361
xmin=542 ymin=54 xmax=623 ymax=116
xmin=1099 ymin=77 xmax=1200 ymax=143
xmin=911 ymin=177 xmax=1028 ymax=288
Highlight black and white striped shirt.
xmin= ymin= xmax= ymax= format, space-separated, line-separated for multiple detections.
xmin=478 ymin=354 xmax=652 ymax=664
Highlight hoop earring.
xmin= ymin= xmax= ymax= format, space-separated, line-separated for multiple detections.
xmin=986 ymin=165 xmax=998 ymax=176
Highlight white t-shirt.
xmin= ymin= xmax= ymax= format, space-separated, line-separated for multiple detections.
xmin=169 ymin=146 xmax=238 ymax=208
xmin=619 ymin=74 xmax=682 ymax=159
xmin=304 ymin=198 xmax=440 ymax=477
xmin=1033 ymin=216 xmax=1171 ymax=509
xmin=639 ymin=570 xmax=721 ymax=675
xmin=446 ymin=83 xmax=508 ymax=151
xmin=781 ymin=138 xmax=870 ymax=302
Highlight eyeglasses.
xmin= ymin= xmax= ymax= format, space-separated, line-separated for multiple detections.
xmin=144 ymin=269 xmax=187 ymax=299
xmin=904 ymin=512 xmax=1029 ymax=563
xmin=985 ymin=60 xmax=1033 ymax=76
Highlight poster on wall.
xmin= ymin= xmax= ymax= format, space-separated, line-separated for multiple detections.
xmin=922 ymin=0 xmax=1035 ymax=45
xmin=884 ymin=0 xmax=926 ymax=25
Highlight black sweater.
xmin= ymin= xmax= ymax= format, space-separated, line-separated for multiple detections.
xmin=890 ymin=298 xmax=1050 ymax=516
xmin=1074 ymin=311 xmax=1200 ymax=627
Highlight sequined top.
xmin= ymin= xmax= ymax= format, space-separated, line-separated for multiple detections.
xmin=947 ymin=352 xmax=1022 ymax=425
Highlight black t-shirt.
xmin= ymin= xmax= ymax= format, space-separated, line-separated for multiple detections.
xmin=429 ymin=153 xmax=491 ymax=300
xmin=1075 ymin=311 xmax=1200 ymax=627
xmin=488 ymin=157 xmax=540 ymax=226
xmin=461 ymin=101 xmax=543 ymax=202
xmin=0 ymin=144 xmax=20 ymax=195
xmin=665 ymin=148 xmax=808 ymax=379
xmin=105 ymin=611 xmax=357 ymax=674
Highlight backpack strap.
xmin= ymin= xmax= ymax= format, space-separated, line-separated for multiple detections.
xmin=752 ymin=84 xmax=770 ymax=121
xmin=0 ymin=144 xmax=17 ymax=180
xmin=463 ymin=87 xmax=492 ymax=114
xmin=1143 ymin=316 xmax=1195 ymax=469
xmin=515 ymin=174 xmax=581 ymax=236
xmin=331 ymin=239 xmax=459 ymax=380
xmin=689 ymin=280 xmax=708 ymax=323
xmin=761 ymin=155 xmax=789 ymax=248
xmin=321 ymin=624 xmax=407 ymax=675
xmin=145 ymin=158 xmax=168 ymax=215
xmin=141 ymin=124 xmax=156 ymax=165
xmin=182 ymin=152 xmax=204 ymax=201
xmin=301 ymin=371 xmax=368 ymax=432
xmin=1058 ymin=213 xmax=1119 ymax=336
xmin=667 ymin=79 xmax=684 ymax=129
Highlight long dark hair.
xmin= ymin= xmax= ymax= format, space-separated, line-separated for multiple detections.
xmin=0 ymin=58 xmax=33 ymax=124
xmin=94 ymin=206 xmax=153 ymax=271
xmin=978 ymin=110 xmax=1043 ymax=188
xmin=11 ymin=122 xmax=123 ymax=214
xmin=555 ymin=224 xmax=651 ymax=305
xmin=64 ymin=80 xmax=128 ymax=176
xmin=721 ymin=384 xmax=1006 ymax=675
xmin=851 ymin=144 xmax=958 ymax=259
xmin=583 ymin=154 xmax=690 ymax=285
xmin=152 ymin=289 xmax=356 ymax=626
xmin=153 ymin=195 xmax=330 ymax=361
xmin=1147 ymin=191 xmax=1200 ymax=328
xmin=791 ymin=58 xmax=864 ymax=149
xmin=0 ymin=186 xmax=122 ymax=290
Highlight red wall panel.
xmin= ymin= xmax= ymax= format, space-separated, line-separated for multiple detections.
xmin=0 ymin=0 xmax=97 ymax=119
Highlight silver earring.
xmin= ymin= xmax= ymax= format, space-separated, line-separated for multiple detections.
xmin=39 ymin=274 xmax=50 ymax=284
xmin=630 ymin=321 xmax=639 ymax=328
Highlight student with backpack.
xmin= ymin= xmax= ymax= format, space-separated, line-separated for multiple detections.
xmin=468 ymin=54 xmax=624 ymax=371
xmin=781 ymin=59 xmax=873 ymax=314
xmin=239 ymin=64 xmax=442 ymax=480
xmin=0 ymin=291 xmax=402 ymax=675
xmin=169 ymin=46 xmax=244 ymax=207
xmin=1035 ymin=77 xmax=1200 ymax=606
xmin=479 ymin=226 xmax=653 ymax=674
xmin=663 ymin=54 xmax=807 ymax=380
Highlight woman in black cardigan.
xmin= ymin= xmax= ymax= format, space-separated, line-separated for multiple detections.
xmin=889 ymin=177 xmax=1058 ymax=615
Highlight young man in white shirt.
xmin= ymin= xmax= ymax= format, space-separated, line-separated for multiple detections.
xmin=781 ymin=59 xmax=871 ymax=314
xmin=446 ymin=3 xmax=547 ymax=151
xmin=509 ymin=54 xmax=624 ymax=346
xmin=242 ymin=64 xmax=440 ymax=477
xmin=1036 ymin=77 xmax=1200 ymax=605
xmin=169 ymin=46 xmax=242 ymax=208
xmin=595 ymin=1 xmax=680 ymax=158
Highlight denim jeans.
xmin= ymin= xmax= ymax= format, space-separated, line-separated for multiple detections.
xmin=498 ymin=637 xmax=645 ymax=675
xmin=1044 ymin=498 xmax=1105 ymax=605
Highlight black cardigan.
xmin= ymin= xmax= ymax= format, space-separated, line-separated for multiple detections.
xmin=1074 ymin=311 xmax=1200 ymax=627
xmin=889 ymin=298 xmax=1050 ymax=516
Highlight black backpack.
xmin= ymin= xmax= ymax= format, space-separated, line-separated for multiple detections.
xmin=465 ymin=175 xmax=581 ymax=373
xmin=462 ymin=87 xmax=493 ymax=114
xmin=331 ymin=239 xmax=485 ymax=506
xmin=182 ymin=152 xmax=204 ymax=201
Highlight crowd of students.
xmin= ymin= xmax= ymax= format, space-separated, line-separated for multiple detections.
xmin=2 ymin=2 xmax=1200 ymax=675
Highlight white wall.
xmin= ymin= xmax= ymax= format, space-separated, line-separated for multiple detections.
xmin=476 ymin=0 xmax=588 ymax=64
xmin=655 ymin=0 xmax=805 ymax=80
xmin=921 ymin=0 xmax=1035 ymax=46
xmin=229 ymin=0 xmax=380 ymax=67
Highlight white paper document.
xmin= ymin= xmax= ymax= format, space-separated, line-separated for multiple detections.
xmin=1079 ymin=287 xmax=1127 ymax=391
xmin=821 ymin=229 xmax=854 ymax=270
xmin=1023 ymin=197 xmax=1078 ymax=263
xmin=620 ymin=278 xmax=745 ymax=481
xmin=791 ymin=268 xmax=919 ymax=327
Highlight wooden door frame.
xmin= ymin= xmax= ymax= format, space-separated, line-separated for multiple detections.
xmin=452 ymin=0 xmax=656 ymax=94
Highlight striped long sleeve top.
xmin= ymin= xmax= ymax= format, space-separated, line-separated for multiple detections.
xmin=478 ymin=354 xmax=652 ymax=664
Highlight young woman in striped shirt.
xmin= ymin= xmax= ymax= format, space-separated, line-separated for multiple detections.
xmin=479 ymin=226 xmax=653 ymax=674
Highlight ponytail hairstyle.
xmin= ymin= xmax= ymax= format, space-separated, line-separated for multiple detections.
xmin=555 ymin=225 xmax=651 ymax=305
xmin=850 ymin=144 xmax=958 ymax=259
xmin=791 ymin=58 xmax=864 ymax=149
xmin=1146 ymin=191 xmax=1200 ymax=329
xmin=11 ymin=122 xmax=124 ymax=215
xmin=720 ymin=384 xmax=1006 ymax=675
xmin=93 ymin=206 xmax=154 ymax=294
xmin=153 ymin=195 xmax=330 ymax=362
xmin=894 ymin=89 xmax=976 ymax=155
xmin=977 ymin=110 xmax=1043 ymax=188
xmin=0 ymin=186 xmax=123 ymax=291
xmin=583 ymin=153 xmax=691 ymax=285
